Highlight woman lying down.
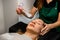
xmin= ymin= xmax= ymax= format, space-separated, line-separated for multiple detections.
xmin=0 ymin=19 xmax=44 ymax=40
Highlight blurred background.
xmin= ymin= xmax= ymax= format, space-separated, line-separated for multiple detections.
xmin=0 ymin=0 xmax=38 ymax=34
xmin=0 ymin=0 xmax=18 ymax=34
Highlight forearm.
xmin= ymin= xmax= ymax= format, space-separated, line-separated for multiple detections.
xmin=50 ymin=12 xmax=60 ymax=29
xmin=22 ymin=7 xmax=38 ymax=18
xmin=30 ymin=7 xmax=38 ymax=17
xmin=22 ymin=11 xmax=33 ymax=19
xmin=50 ymin=21 xmax=60 ymax=29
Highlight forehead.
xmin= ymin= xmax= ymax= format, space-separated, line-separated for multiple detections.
xmin=31 ymin=19 xmax=43 ymax=23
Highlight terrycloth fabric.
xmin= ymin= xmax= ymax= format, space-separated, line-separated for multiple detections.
xmin=0 ymin=33 xmax=32 ymax=40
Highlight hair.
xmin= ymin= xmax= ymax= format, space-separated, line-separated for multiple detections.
xmin=37 ymin=0 xmax=44 ymax=10
xmin=9 ymin=22 xmax=27 ymax=33
xmin=58 ymin=0 xmax=60 ymax=1
xmin=37 ymin=0 xmax=60 ymax=10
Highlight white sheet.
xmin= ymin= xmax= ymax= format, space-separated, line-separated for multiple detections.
xmin=0 ymin=33 xmax=15 ymax=40
xmin=0 ymin=33 xmax=32 ymax=40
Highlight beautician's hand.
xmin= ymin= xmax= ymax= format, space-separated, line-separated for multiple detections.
xmin=16 ymin=7 xmax=24 ymax=15
xmin=40 ymin=24 xmax=52 ymax=35
xmin=16 ymin=7 xmax=32 ymax=18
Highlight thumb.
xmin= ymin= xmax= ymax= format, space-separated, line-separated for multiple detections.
xmin=18 ymin=7 xmax=24 ymax=10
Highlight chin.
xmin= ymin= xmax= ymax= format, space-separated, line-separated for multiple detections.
xmin=30 ymin=30 xmax=40 ymax=34
xmin=33 ymin=30 xmax=40 ymax=34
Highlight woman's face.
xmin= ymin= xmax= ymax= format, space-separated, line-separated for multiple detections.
xmin=26 ymin=19 xmax=44 ymax=34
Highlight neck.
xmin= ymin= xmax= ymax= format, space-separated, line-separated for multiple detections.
xmin=46 ymin=0 xmax=52 ymax=4
xmin=24 ymin=30 xmax=39 ymax=40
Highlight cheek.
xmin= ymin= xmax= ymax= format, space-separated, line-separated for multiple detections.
xmin=34 ymin=27 xmax=40 ymax=31
xmin=33 ymin=27 xmax=41 ymax=33
xmin=35 ymin=26 xmax=43 ymax=31
xmin=34 ymin=25 xmax=40 ymax=29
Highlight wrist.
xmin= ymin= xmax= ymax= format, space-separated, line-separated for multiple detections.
xmin=49 ymin=24 xmax=55 ymax=29
xmin=49 ymin=22 xmax=60 ymax=29
xmin=22 ymin=10 xmax=33 ymax=18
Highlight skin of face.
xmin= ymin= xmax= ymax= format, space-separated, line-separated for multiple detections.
xmin=26 ymin=19 xmax=44 ymax=34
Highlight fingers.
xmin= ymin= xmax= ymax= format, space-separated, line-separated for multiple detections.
xmin=40 ymin=29 xmax=49 ymax=35
xmin=40 ymin=24 xmax=50 ymax=35
xmin=16 ymin=7 xmax=24 ymax=15
xmin=18 ymin=7 xmax=24 ymax=11
xmin=16 ymin=8 xmax=21 ymax=15
xmin=16 ymin=8 xmax=20 ymax=14
xmin=41 ymin=25 xmax=47 ymax=32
